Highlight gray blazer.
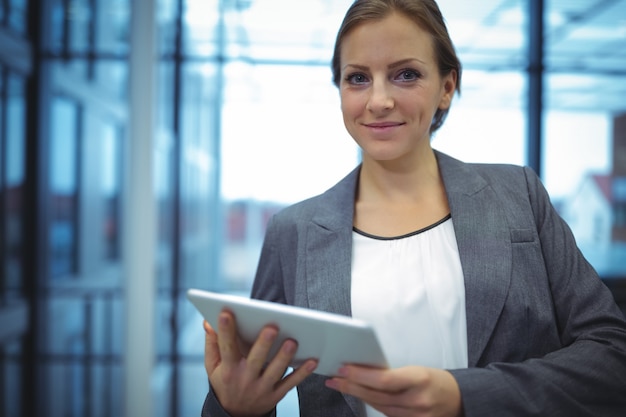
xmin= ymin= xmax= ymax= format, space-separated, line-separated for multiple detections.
xmin=203 ymin=151 xmax=626 ymax=417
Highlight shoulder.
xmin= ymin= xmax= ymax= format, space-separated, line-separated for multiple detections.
xmin=436 ymin=151 xmax=552 ymax=223
xmin=436 ymin=150 xmax=541 ymax=194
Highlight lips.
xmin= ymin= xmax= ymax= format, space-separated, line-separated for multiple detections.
xmin=364 ymin=121 xmax=404 ymax=128
xmin=363 ymin=121 xmax=405 ymax=133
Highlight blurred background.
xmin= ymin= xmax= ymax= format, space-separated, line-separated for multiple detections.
xmin=0 ymin=0 xmax=625 ymax=416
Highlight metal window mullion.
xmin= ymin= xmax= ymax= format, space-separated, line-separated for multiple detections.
xmin=169 ymin=0 xmax=184 ymax=415
xmin=527 ymin=0 xmax=544 ymax=177
xmin=86 ymin=0 xmax=97 ymax=79
xmin=22 ymin=0 xmax=53 ymax=414
xmin=0 ymin=67 xmax=6 ymax=303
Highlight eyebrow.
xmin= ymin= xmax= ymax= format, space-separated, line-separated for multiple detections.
xmin=341 ymin=58 xmax=427 ymax=72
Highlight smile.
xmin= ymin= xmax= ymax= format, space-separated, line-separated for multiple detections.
xmin=364 ymin=122 xmax=405 ymax=129
xmin=362 ymin=122 xmax=405 ymax=134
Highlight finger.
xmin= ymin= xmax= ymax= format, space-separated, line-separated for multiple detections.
xmin=274 ymin=359 xmax=318 ymax=398
xmin=326 ymin=375 xmax=399 ymax=407
xmin=260 ymin=338 xmax=298 ymax=383
xmin=216 ymin=310 xmax=243 ymax=364
xmin=340 ymin=365 xmax=417 ymax=392
xmin=204 ymin=320 xmax=221 ymax=374
xmin=244 ymin=325 xmax=279 ymax=375
xmin=325 ymin=366 xmax=412 ymax=408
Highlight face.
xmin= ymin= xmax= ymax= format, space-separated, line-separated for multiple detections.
xmin=339 ymin=12 xmax=456 ymax=166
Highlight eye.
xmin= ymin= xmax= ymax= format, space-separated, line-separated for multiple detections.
xmin=345 ymin=72 xmax=369 ymax=85
xmin=395 ymin=69 xmax=420 ymax=82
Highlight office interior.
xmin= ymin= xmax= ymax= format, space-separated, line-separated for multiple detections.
xmin=0 ymin=0 xmax=625 ymax=416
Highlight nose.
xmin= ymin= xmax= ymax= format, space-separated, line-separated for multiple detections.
xmin=366 ymin=80 xmax=394 ymax=113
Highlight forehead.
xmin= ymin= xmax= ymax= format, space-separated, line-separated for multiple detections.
xmin=340 ymin=12 xmax=436 ymax=64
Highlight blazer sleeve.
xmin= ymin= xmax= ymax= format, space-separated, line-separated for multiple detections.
xmin=202 ymin=388 xmax=277 ymax=417
xmin=450 ymin=166 xmax=626 ymax=417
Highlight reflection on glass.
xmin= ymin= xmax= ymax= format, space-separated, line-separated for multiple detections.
xmin=95 ymin=0 xmax=130 ymax=54
xmin=49 ymin=96 xmax=78 ymax=279
xmin=155 ymin=62 xmax=175 ymax=296
xmin=95 ymin=61 xmax=128 ymax=100
xmin=49 ymin=0 xmax=130 ymax=54
xmin=68 ymin=0 xmax=91 ymax=53
xmin=182 ymin=0 xmax=220 ymax=56
xmin=0 ymin=68 xmax=4 ymax=297
xmin=179 ymin=62 xmax=220 ymax=289
xmin=7 ymin=0 xmax=28 ymax=34
xmin=101 ymin=122 xmax=120 ymax=261
xmin=2 ymin=340 xmax=23 ymax=417
xmin=49 ymin=0 xmax=64 ymax=50
xmin=43 ymin=294 xmax=123 ymax=416
xmin=4 ymin=73 xmax=26 ymax=294
xmin=47 ymin=0 xmax=96 ymax=79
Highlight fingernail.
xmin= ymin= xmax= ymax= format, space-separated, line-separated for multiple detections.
xmin=337 ymin=366 xmax=348 ymax=377
xmin=306 ymin=360 xmax=318 ymax=372
xmin=282 ymin=340 xmax=296 ymax=354
xmin=219 ymin=314 xmax=228 ymax=326
xmin=325 ymin=379 xmax=338 ymax=389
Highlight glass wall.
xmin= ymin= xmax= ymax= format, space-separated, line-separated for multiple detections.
xmin=0 ymin=1 xmax=624 ymax=416
xmin=33 ymin=1 xmax=130 ymax=416
xmin=0 ymin=1 xmax=29 ymax=414
xmin=543 ymin=0 xmax=626 ymax=279
xmin=435 ymin=0 xmax=527 ymax=166
xmin=0 ymin=64 xmax=27 ymax=417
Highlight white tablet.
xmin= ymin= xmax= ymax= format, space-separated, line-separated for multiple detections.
xmin=187 ymin=288 xmax=388 ymax=376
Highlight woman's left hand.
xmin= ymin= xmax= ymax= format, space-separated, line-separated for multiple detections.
xmin=324 ymin=365 xmax=462 ymax=417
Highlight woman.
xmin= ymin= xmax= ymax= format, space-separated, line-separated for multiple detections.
xmin=202 ymin=1 xmax=626 ymax=416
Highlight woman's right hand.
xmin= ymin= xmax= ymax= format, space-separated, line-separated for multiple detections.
xmin=204 ymin=310 xmax=318 ymax=417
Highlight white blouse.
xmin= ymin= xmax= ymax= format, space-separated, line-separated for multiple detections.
xmin=351 ymin=215 xmax=468 ymax=417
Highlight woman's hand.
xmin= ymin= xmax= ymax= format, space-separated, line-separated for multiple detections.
xmin=325 ymin=365 xmax=462 ymax=417
xmin=204 ymin=310 xmax=318 ymax=417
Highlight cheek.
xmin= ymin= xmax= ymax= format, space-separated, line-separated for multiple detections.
xmin=340 ymin=92 xmax=363 ymax=118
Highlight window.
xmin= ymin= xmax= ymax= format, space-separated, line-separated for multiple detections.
xmin=3 ymin=72 xmax=26 ymax=298
xmin=49 ymin=96 xmax=79 ymax=279
xmin=5 ymin=1 xmax=624 ymax=416
xmin=2 ymin=0 xmax=28 ymax=34
xmin=435 ymin=1 xmax=526 ymax=166
xmin=0 ymin=63 xmax=27 ymax=417
xmin=543 ymin=0 xmax=626 ymax=277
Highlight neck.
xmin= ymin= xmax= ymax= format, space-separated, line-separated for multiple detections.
xmin=358 ymin=149 xmax=442 ymax=203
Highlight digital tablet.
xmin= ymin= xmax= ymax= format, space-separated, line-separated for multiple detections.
xmin=187 ymin=288 xmax=388 ymax=376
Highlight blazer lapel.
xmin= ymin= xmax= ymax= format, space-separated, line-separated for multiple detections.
xmin=301 ymin=168 xmax=365 ymax=417
xmin=437 ymin=152 xmax=513 ymax=367
xmin=304 ymin=219 xmax=353 ymax=316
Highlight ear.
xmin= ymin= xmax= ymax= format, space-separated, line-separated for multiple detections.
xmin=438 ymin=70 xmax=457 ymax=110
